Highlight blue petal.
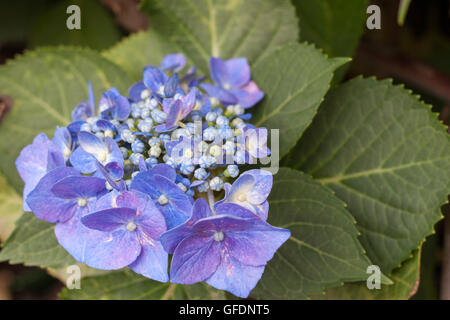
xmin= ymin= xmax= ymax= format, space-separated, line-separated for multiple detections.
xmin=51 ymin=176 xmax=106 ymax=199
xmin=143 ymin=66 xmax=167 ymax=92
xmin=223 ymin=58 xmax=251 ymax=88
xmin=56 ymin=213 xmax=142 ymax=270
xmin=82 ymin=207 xmax=136 ymax=232
xmin=160 ymin=198 xmax=211 ymax=254
xmin=78 ymin=131 xmax=108 ymax=159
xmin=161 ymin=53 xmax=186 ymax=72
xmin=148 ymin=164 xmax=177 ymax=182
xmin=170 ymin=234 xmax=221 ymax=285
xmin=200 ymin=83 xmax=237 ymax=106
xmin=129 ymin=241 xmax=169 ymax=282
xmin=164 ymin=74 xmax=179 ymax=98
xmin=26 ymin=167 xmax=81 ymax=223
xmin=206 ymin=254 xmax=264 ymax=298
xmin=69 ymin=147 xmax=97 ymax=174
xmin=15 ymin=133 xmax=65 ymax=211
xmin=128 ymin=81 xmax=147 ymax=102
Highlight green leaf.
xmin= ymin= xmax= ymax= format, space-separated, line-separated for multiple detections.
xmin=0 ymin=174 xmax=23 ymax=242
xmin=0 ymin=213 xmax=75 ymax=268
xmin=0 ymin=47 xmax=132 ymax=192
xmin=29 ymin=0 xmax=122 ymax=50
xmin=398 ymin=0 xmax=412 ymax=26
xmin=314 ymin=248 xmax=421 ymax=299
xmin=103 ymin=30 xmax=178 ymax=82
xmin=140 ymin=0 xmax=299 ymax=73
xmin=293 ymin=0 xmax=367 ymax=58
xmin=284 ymin=77 xmax=450 ymax=272
xmin=251 ymin=168 xmax=385 ymax=299
xmin=292 ymin=0 xmax=368 ymax=81
xmin=60 ymin=270 xmax=226 ymax=300
xmin=250 ymin=43 xmax=349 ymax=157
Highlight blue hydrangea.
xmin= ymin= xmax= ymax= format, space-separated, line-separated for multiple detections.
xmin=15 ymin=53 xmax=284 ymax=299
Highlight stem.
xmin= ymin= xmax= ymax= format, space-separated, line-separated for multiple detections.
xmin=207 ymin=189 xmax=216 ymax=215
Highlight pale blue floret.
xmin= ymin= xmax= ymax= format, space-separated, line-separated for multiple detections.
xmin=131 ymin=140 xmax=145 ymax=153
xmin=129 ymin=153 xmax=144 ymax=165
xmin=205 ymin=111 xmax=217 ymax=122
xmin=180 ymin=159 xmax=195 ymax=175
xmin=226 ymin=165 xmax=239 ymax=178
xmin=194 ymin=168 xmax=208 ymax=180
xmin=152 ymin=109 xmax=167 ymax=123
xmin=209 ymin=176 xmax=224 ymax=191
xmin=203 ymin=127 xmax=217 ymax=141
xmin=145 ymin=156 xmax=158 ymax=168
xmin=137 ymin=119 xmax=153 ymax=132
xmin=216 ymin=115 xmax=229 ymax=127
xmin=148 ymin=137 xmax=161 ymax=147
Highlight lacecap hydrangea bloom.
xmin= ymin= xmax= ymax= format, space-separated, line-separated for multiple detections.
xmin=15 ymin=53 xmax=290 ymax=298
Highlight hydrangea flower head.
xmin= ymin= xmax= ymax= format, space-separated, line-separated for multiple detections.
xmin=15 ymin=52 xmax=289 ymax=298
xmin=160 ymin=199 xmax=290 ymax=298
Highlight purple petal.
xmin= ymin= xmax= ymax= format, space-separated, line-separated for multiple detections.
xmin=224 ymin=58 xmax=251 ymax=88
xmin=160 ymin=198 xmax=211 ymax=254
xmin=181 ymin=88 xmax=197 ymax=118
xmin=165 ymin=100 xmax=183 ymax=128
xmin=129 ymin=241 xmax=169 ymax=282
xmin=231 ymin=81 xmax=264 ymax=108
xmin=148 ymin=164 xmax=176 ymax=182
xmin=26 ymin=167 xmax=81 ymax=223
xmin=170 ymin=234 xmax=221 ymax=284
xmin=209 ymin=57 xmax=228 ymax=86
xmin=192 ymin=214 xmax=254 ymax=233
xmin=129 ymin=81 xmax=147 ymax=102
xmin=78 ymin=131 xmax=108 ymax=159
xmin=56 ymin=213 xmax=141 ymax=270
xmin=51 ymin=176 xmax=106 ymax=199
xmin=52 ymin=127 xmax=72 ymax=161
xmin=164 ymin=74 xmax=179 ymax=98
xmin=115 ymin=95 xmax=131 ymax=120
xmin=104 ymin=137 xmax=124 ymax=167
xmin=225 ymin=221 xmax=290 ymax=266
xmin=206 ymin=254 xmax=264 ymax=298
xmin=15 ymin=133 xmax=65 ymax=211
xmin=82 ymin=207 xmax=137 ymax=232
xmin=69 ymin=147 xmax=96 ymax=174
xmin=161 ymin=53 xmax=186 ymax=72
xmin=242 ymin=169 xmax=272 ymax=204
xmin=200 ymin=83 xmax=237 ymax=106
xmin=143 ymin=66 xmax=167 ymax=92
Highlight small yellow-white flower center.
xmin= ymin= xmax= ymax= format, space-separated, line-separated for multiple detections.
xmin=213 ymin=231 xmax=224 ymax=242
xmin=126 ymin=222 xmax=137 ymax=232
xmin=77 ymin=198 xmax=88 ymax=207
xmin=158 ymin=194 xmax=169 ymax=205
xmin=183 ymin=148 xmax=194 ymax=159
xmin=63 ymin=148 xmax=71 ymax=159
xmin=238 ymin=194 xmax=247 ymax=202
xmin=209 ymin=145 xmax=221 ymax=157
xmin=97 ymin=152 xmax=107 ymax=162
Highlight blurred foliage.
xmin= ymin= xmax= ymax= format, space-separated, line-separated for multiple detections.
xmin=0 ymin=0 xmax=123 ymax=50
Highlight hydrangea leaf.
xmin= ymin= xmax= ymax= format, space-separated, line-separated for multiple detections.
xmin=0 ymin=213 xmax=76 ymax=268
xmin=284 ymin=77 xmax=450 ymax=272
xmin=314 ymin=247 xmax=421 ymax=299
xmin=29 ymin=0 xmax=121 ymax=50
xmin=250 ymin=42 xmax=349 ymax=157
xmin=251 ymin=168 xmax=389 ymax=299
xmin=103 ymin=30 xmax=179 ymax=82
xmin=0 ymin=47 xmax=131 ymax=192
xmin=0 ymin=174 xmax=22 ymax=242
xmin=140 ymin=0 xmax=299 ymax=73
xmin=59 ymin=270 xmax=226 ymax=300
xmin=292 ymin=0 xmax=368 ymax=81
